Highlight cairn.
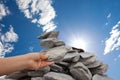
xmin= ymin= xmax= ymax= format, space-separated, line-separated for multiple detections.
xmin=5 ymin=31 xmax=112 ymax=80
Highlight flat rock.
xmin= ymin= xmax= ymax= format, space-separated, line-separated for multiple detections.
xmin=72 ymin=55 xmax=80 ymax=62
xmin=5 ymin=71 xmax=28 ymax=79
xmin=48 ymin=31 xmax=59 ymax=38
xmin=40 ymin=38 xmax=57 ymax=48
xmin=92 ymin=74 xmax=113 ymax=80
xmin=90 ymin=64 xmax=108 ymax=75
xmin=63 ymin=50 xmax=79 ymax=62
xmin=44 ymin=72 xmax=75 ymax=80
xmin=41 ymin=38 xmax=65 ymax=48
xmin=38 ymin=31 xmax=59 ymax=39
xmin=69 ymin=62 xmax=92 ymax=80
xmin=86 ymin=60 xmax=103 ymax=68
xmin=0 ymin=76 xmax=15 ymax=80
xmin=50 ymin=64 xmax=64 ymax=72
xmin=44 ymin=46 xmax=71 ymax=62
xmin=28 ymin=66 xmax=50 ymax=77
xmin=79 ymin=52 xmax=97 ymax=65
xmin=54 ymin=40 xmax=65 ymax=47
xmin=56 ymin=62 xmax=70 ymax=67
xmin=79 ymin=52 xmax=96 ymax=59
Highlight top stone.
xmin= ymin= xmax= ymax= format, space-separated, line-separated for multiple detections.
xmin=38 ymin=31 xmax=59 ymax=39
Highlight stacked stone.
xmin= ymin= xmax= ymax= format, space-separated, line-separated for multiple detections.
xmin=5 ymin=31 xmax=112 ymax=80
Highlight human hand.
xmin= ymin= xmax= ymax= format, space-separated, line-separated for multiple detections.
xmin=25 ymin=52 xmax=54 ymax=70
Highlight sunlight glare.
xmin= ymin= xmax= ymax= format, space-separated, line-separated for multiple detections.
xmin=68 ymin=34 xmax=88 ymax=50
xmin=71 ymin=38 xmax=86 ymax=50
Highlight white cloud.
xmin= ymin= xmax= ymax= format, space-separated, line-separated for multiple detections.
xmin=104 ymin=21 xmax=120 ymax=55
xmin=107 ymin=13 xmax=111 ymax=19
xmin=1 ymin=25 xmax=18 ymax=42
xmin=0 ymin=3 xmax=10 ymax=20
xmin=105 ymin=13 xmax=111 ymax=26
xmin=0 ymin=25 xmax=18 ymax=57
xmin=16 ymin=0 xmax=56 ymax=32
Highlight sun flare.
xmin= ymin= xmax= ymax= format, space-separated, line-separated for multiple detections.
xmin=68 ymin=35 xmax=87 ymax=50
xmin=71 ymin=38 xmax=86 ymax=49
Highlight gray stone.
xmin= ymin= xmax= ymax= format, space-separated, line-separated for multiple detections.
xmin=90 ymin=64 xmax=108 ymax=75
xmin=44 ymin=46 xmax=71 ymax=62
xmin=72 ymin=47 xmax=84 ymax=53
xmin=38 ymin=32 xmax=51 ymax=39
xmin=69 ymin=62 xmax=92 ymax=80
xmin=50 ymin=64 xmax=63 ymax=72
xmin=48 ymin=31 xmax=59 ymax=38
xmin=44 ymin=72 xmax=75 ymax=80
xmin=31 ymin=77 xmax=44 ymax=80
xmin=92 ymin=74 xmax=113 ymax=80
xmin=5 ymin=71 xmax=28 ymax=79
xmin=28 ymin=66 xmax=50 ymax=77
xmin=86 ymin=60 xmax=103 ymax=68
xmin=40 ymin=38 xmax=56 ymax=48
xmin=79 ymin=52 xmax=96 ymax=65
xmin=79 ymin=52 xmax=96 ymax=59
xmin=38 ymin=31 xmax=59 ymax=39
xmin=72 ymin=55 xmax=80 ymax=62
xmin=63 ymin=50 xmax=79 ymax=62
xmin=41 ymin=38 xmax=65 ymax=48
xmin=54 ymin=40 xmax=65 ymax=47
xmin=0 ymin=76 xmax=15 ymax=80
xmin=56 ymin=62 xmax=70 ymax=67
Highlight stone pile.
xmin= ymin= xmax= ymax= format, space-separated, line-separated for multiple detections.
xmin=5 ymin=31 xmax=112 ymax=80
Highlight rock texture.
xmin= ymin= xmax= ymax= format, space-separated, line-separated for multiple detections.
xmin=5 ymin=31 xmax=112 ymax=80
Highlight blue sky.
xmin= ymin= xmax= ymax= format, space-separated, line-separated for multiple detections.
xmin=0 ymin=0 xmax=120 ymax=79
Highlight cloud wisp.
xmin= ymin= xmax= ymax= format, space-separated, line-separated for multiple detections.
xmin=0 ymin=2 xmax=10 ymax=20
xmin=104 ymin=21 xmax=120 ymax=55
xmin=16 ymin=0 xmax=56 ymax=32
xmin=0 ymin=25 xmax=18 ymax=57
xmin=107 ymin=13 xmax=111 ymax=19
xmin=105 ymin=13 xmax=111 ymax=26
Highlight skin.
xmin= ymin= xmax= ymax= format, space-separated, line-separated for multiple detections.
xmin=0 ymin=52 xmax=54 ymax=76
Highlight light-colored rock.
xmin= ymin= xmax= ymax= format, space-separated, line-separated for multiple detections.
xmin=86 ymin=60 xmax=103 ymax=68
xmin=44 ymin=46 xmax=71 ymax=62
xmin=54 ymin=40 xmax=65 ymax=47
xmin=79 ymin=52 xmax=97 ymax=65
xmin=40 ymin=38 xmax=56 ymax=48
xmin=41 ymin=38 xmax=65 ymax=48
xmin=0 ymin=76 xmax=15 ymax=80
xmin=69 ymin=62 xmax=92 ymax=80
xmin=90 ymin=64 xmax=108 ymax=75
xmin=38 ymin=31 xmax=59 ymax=39
xmin=92 ymin=74 xmax=113 ymax=80
xmin=38 ymin=32 xmax=51 ymax=39
xmin=63 ymin=50 xmax=79 ymax=62
xmin=44 ymin=72 xmax=75 ymax=80
xmin=28 ymin=66 xmax=50 ymax=77
xmin=72 ymin=55 xmax=80 ymax=62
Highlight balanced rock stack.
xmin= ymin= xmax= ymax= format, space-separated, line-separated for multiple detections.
xmin=5 ymin=31 xmax=112 ymax=80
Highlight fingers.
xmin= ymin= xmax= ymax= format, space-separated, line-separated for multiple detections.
xmin=39 ymin=61 xmax=54 ymax=68
xmin=40 ymin=54 xmax=49 ymax=60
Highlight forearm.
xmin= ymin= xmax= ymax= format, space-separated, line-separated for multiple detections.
xmin=0 ymin=55 xmax=29 ymax=76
